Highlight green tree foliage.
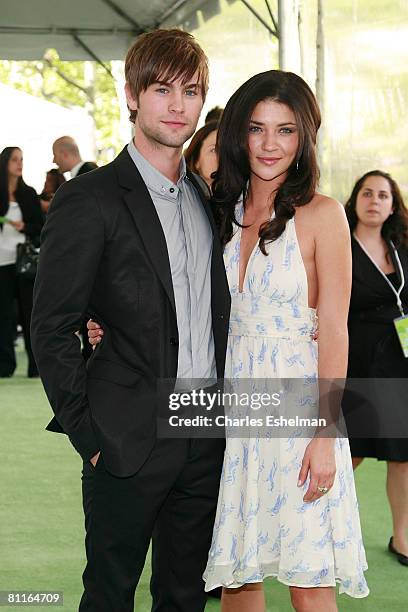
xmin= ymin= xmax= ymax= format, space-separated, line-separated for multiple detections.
xmin=0 ymin=51 xmax=121 ymax=162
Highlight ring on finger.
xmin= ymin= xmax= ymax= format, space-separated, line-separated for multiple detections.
xmin=317 ymin=485 xmax=329 ymax=494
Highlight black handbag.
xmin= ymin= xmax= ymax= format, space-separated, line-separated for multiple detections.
xmin=16 ymin=239 xmax=40 ymax=280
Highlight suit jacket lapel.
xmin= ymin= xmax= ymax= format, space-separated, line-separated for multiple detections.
xmin=114 ymin=148 xmax=176 ymax=314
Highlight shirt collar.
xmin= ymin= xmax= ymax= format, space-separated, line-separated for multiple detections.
xmin=70 ymin=161 xmax=83 ymax=179
xmin=127 ymin=140 xmax=186 ymax=200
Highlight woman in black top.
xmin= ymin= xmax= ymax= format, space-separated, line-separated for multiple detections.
xmin=344 ymin=169 xmax=408 ymax=566
xmin=0 ymin=147 xmax=43 ymax=377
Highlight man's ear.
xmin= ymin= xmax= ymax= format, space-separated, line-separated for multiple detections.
xmin=125 ymin=83 xmax=138 ymax=111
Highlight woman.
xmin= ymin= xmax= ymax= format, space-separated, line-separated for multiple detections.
xmin=184 ymin=120 xmax=218 ymax=189
xmin=0 ymin=147 xmax=43 ymax=377
xmin=344 ymin=170 xmax=408 ymax=566
xmin=39 ymin=168 xmax=66 ymax=215
xmin=200 ymin=70 xmax=369 ymax=611
xmin=88 ymin=71 xmax=369 ymax=610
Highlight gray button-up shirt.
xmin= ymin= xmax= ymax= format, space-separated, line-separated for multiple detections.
xmin=127 ymin=141 xmax=216 ymax=383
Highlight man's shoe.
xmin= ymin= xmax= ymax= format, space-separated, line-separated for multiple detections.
xmin=388 ymin=537 xmax=408 ymax=566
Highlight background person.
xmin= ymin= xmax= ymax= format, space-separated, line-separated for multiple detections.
xmin=39 ymin=168 xmax=66 ymax=215
xmin=205 ymin=105 xmax=223 ymax=124
xmin=184 ymin=120 xmax=218 ymax=189
xmin=52 ymin=136 xmax=97 ymax=178
xmin=0 ymin=146 xmax=43 ymax=377
xmin=344 ymin=170 xmax=408 ymax=566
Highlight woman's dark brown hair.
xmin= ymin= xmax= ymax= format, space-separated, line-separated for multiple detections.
xmin=184 ymin=120 xmax=218 ymax=175
xmin=345 ymin=170 xmax=408 ymax=249
xmin=45 ymin=169 xmax=66 ymax=193
xmin=125 ymin=28 xmax=209 ymax=124
xmin=0 ymin=147 xmax=25 ymax=218
xmin=213 ymin=70 xmax=321 ymax=254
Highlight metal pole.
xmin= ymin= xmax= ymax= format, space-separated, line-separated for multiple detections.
xmin=72 ymin=34 xmax=114 ymax=79
xmin=240 ymin=0 xmax=278 ymax=38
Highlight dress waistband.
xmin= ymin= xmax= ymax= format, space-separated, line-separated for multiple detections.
xmin=229 ymin=294 xmax=317 ymax=341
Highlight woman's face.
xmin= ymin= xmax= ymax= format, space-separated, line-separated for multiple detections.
xmin=7 ymin=148 xmax=23 ymax=179
xmin=195 ymin=129 xmax=218 ymax=186
xmin=247 ymin=100 xmax=299 ymax=183
xmin=355 ymin=175 xmax=394 ymax=228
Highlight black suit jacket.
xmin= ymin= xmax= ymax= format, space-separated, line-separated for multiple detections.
xmin=31 ymin=147 xmax=230 ymax=477
xmin=77 ymin=161 xmax=98 ymax=175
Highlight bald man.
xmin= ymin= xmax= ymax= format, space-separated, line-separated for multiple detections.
xmin=52 ymin=136 xmax=97 ymax=178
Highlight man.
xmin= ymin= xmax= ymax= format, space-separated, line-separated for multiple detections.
xmin=31 ymin=29 xmax=230 ymax=612
xmin=52 ymin=136 xmax=97 ymax=178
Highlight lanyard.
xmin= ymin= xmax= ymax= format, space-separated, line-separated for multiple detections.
xmin=354 ymin=235 xmax=405 ymax=316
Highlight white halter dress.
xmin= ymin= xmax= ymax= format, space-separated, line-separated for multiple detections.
xmin=203 ymin=202 xmax=369 ymax=598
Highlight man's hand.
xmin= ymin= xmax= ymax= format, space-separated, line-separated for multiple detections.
xmin=90 ymin=451 xmax=100 ymax=467
xmin=87 ymin=319 xmax=103 ymax=349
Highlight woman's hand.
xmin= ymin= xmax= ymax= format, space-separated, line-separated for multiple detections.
xmin=298 ymin=438 xmax=336 ymax=503
xmin=90 ymin=451 xmax=100 ymax=467
xmin=10 ymin=220 xmax=25 ymax=232
xmin=87 ymin=319 xmax=104 ymax=349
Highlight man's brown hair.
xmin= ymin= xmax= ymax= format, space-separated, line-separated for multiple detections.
xmin=125 ymin=28 xmax=209 ymax=124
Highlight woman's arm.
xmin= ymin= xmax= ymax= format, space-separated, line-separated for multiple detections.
xmin=298 ymin=196 xmax=352 ymax=502
xmin=20 ymin=187 xmax=44 ymax=240
xmin=315 ymin=197 xmax=352 ymax=378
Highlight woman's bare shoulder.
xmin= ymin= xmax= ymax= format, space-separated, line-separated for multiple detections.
xmin=308 ymin=192 xmax=343 ymax=211
xmin=301 ymin=192 xmax=347 ymax=226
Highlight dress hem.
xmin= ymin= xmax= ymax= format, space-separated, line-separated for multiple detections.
xmin=203 ymin=565 xmax=369 ymax=599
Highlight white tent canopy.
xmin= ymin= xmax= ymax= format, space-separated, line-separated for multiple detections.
xmin=0 ymin=0 xmax=215 ymax=60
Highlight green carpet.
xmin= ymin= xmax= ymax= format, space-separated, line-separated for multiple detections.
xmin=0 ymin=344 xmax=406 ymax=611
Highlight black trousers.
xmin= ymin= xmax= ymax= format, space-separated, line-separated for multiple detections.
xmin=80 ymin=437 xmax=225 ymax=612
xmin=0 ymin=264 xmax=37 ymax=376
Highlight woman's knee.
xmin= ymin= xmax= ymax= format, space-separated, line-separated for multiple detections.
xmin=290 ymin=586 xmax=336 ymax=612
xmin=290 ymin=587 xmax=311 ymax=611
xmin=223 ymin=583 xmax=263 ymax=595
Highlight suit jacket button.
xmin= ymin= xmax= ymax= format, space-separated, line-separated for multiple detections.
xmin=219 ymin=314 xmax=225 ymax=320
xmin=170 ymin=337 xmax=178 ymax=346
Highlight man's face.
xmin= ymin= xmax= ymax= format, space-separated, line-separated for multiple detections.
xmin=52 ymin=145 xmax=68 ymax=172
xmin=126 ymin=72 xmax=204 ymax=149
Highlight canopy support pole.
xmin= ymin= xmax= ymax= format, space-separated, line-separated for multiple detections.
xmin=240 ymin=0 xmax=279 ymax=39
xmin=72 ymin=34 xmax=114 ymax=78
xmin=100 ymin=0 xmax=144 ymax=33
